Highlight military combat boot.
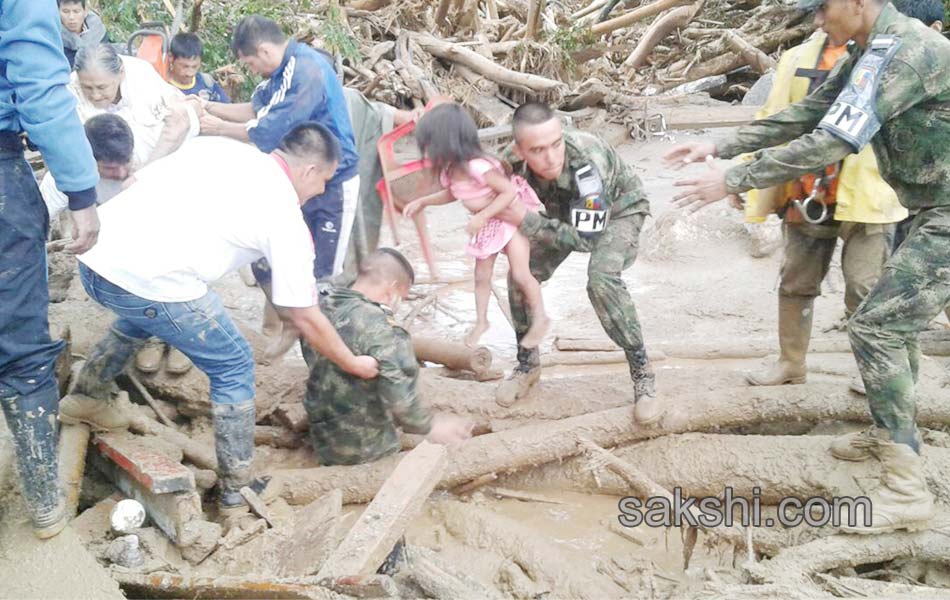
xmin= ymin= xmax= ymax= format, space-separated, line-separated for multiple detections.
xmin=165 ymin=347 xmax=194 ymax=375
xmin=746 ymin=296 xmax=813 ymax=386
xmin=59 ymin=393 xmax=130 ymax=431
xmin=213 ymin=400 xmax=257 ymax=517
xmin=134 ymin=339 xmax=165 ymax=374
xmin=1 ymin=386 xmax=68 ymax=539
xmin=495 ymin=347 xmax=541 ymax=408
xmin=841 ymin=440 xmax=935 ymax=534
xmin=831 ymin=426 xmax=923 ymax=462
xmin=632 ymin=366 xmax=663 ymax=426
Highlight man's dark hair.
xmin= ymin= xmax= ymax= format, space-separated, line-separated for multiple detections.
xmin=893 ymin=0 xmax=945 ymax=26
xmin=512 ymin=102 xmax=556 ymax=133
xmin=359 ymin=248 xmax=415 ymax=287
xmin=414 ymin=103 xmax=486 ymax=177
xmin=279 ymin=122 xmax=341 ymax=166
xmin=84 ymin=114 xmax=134 ymax=164
xmin=170 ymin=32 xmax=203 ymax=59
xmin=57 ymin=0 xmax=85 ymax=7
xmin=230 ymin=15 xmax=287 ymax=58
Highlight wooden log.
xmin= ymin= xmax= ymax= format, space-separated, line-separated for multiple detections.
xmin=273 ymin=382 xmax=950 ymax=505
xmin=317 ymin=442 xmax=447 ymax=578
xmin=624 ymin=2 xmax=703 ymax=68
xmin=502 ymin=434 xmax=950 ymax=507
xmin=724 ymin=29 xmax=777 ymax=74
xmin=413 ymin=336 xmax=493 ymax=374
xmin=590 ymin=0 xmax=692 ymax=37
xmin=747 ymin=528 xmax=950 ymax=584
xmin=112 ymin=572 xmax=339 ymax=600
xmin=413 ymin=33 xmax=566 ymax=94
xmin=59 ymin=423 xmax=91 ymax=517
xmin=407 ymin=545 xmax=505 ymax=600
xmin=524 ymin=0 xmax=543 ymax=40
xmin=438 ymin=501 xmax=626 ymax=598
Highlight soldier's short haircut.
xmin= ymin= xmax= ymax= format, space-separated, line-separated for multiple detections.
xmin=84 ymin=114 xmax=134 ymax=165
xmin=58 ymin=0 xmax=85 ymax=7
xmin=278 ymin=122 xmax=341 ymax=167
xmin=893 ymin=0 xmax=945 ymax=26
xmin=231 ymin=15 xmax=287 ymax=58
xmin=358 ymin=248 xmax=415 ymax=287
xmin=512 ymin=102 xmax=556 ymax=135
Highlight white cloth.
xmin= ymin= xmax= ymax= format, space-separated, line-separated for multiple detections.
xmin=333 ymin=174 xmax=360 ymax=276
xmin=79 ymin=137 xmax=318 ymax=307
xmin=69 ymin=55 xmax=199 ymax=170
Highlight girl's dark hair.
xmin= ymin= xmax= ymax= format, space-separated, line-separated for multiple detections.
xmin=415 ymin=103 xmax=486 ymax=177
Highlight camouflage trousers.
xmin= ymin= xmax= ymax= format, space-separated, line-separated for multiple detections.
xmin=509 ymin=213 xmax=649 ymax=379
xmin=849 ymin=205 xmax=950 ymax=448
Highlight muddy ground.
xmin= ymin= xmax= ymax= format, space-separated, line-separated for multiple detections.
xmin=2 ymin=125 xmax=950 ymax=599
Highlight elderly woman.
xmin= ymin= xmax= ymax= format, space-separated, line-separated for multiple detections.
xmin=66 ymin=43 xmax=200 ymax=376
xmin=70 ymin=43 xmax=199 ymax=170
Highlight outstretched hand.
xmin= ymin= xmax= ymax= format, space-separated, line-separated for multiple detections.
xmin=672 ymin=155 xmax=729 ymax=213
xmin=662 ymin=141 xmax=718 ymax=170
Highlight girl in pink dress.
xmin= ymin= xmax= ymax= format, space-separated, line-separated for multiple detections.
xmin=404 ymin=104 xmax=550 ymax=348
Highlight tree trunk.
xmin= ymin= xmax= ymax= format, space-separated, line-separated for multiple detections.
xmin=590 ymin=0 xmax=692 ymax=37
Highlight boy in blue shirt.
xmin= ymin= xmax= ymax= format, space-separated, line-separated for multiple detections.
xmin=167 ymin=32 xmax=230 ymax=103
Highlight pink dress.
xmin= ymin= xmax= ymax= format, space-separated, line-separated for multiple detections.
xmin=441 ymin=157 xmax=542 ymax=260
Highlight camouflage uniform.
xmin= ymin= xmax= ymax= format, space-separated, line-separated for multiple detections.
xmin=304 ymin=287 xmax=432 ymax=466
xmin=503 ymin=129 xmax=652 ymax=380
xmin=717 ymin=4 xmax=950 ymax=448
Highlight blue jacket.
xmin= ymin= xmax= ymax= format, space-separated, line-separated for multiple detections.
xmin=0 ymin=0 xmax=98 ymax=209
xmin=249 ymin=40 xmax=358 ymax=184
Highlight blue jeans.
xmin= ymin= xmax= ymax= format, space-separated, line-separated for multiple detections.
xmin=78 ymin=263 xmax=255 ymax=405
xmin=0 ymin=133 xmax=62 ymax=398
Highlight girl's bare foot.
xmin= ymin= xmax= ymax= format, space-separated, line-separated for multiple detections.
xmin=465 ymin=321 xmax=490 ymax=347
xmin=520 ymin=314 xmax=551 ymax=349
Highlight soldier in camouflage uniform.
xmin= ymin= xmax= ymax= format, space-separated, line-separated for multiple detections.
xmin=665 ymin=0 xmax=950 ymax=533
xmin=305 ymin=248 xmax=471 ymax=466
xmin=495 ymin=103 xmax=661 ymax=425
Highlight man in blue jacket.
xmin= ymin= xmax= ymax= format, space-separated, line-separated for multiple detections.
xmin=0 ymin=0 xmax=101 ymax=539
xmin=199 ymin=15 xmax=359 ymax=280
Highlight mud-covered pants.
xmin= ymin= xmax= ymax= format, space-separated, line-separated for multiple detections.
xmin=0 ymin=132 xmax=63 ymax=525
xmin=849 ymin=206 xmax=950 ymax=450
xmin=509 ymin=212 xmax=649 ymax=378
xmin=780 ymin=220 xmax=892 ymax=314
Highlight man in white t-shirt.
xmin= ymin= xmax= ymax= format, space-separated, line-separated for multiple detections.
xmin=59 ymin=124 xmax=379 ymax=516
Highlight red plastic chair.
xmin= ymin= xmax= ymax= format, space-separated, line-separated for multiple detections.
xmin=376 ymin=99 xmax=450 ymax=279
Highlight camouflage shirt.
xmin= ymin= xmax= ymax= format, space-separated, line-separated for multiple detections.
xmin=504 ymin=129 xmax=650 ymax=250
xmin=719 ymin=3 xmax=950 ymax=211
xmin=305 ymin=287 xmax=432 ymax=466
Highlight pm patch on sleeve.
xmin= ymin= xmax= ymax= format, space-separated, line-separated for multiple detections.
xmin=818 ymin=35 xmax=901 ymax=151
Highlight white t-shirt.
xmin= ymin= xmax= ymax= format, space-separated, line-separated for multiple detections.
xmin=79 ymin=137 xmax=318 ymax=307
xmin=40 ymin=172 xmax=125 ymax=221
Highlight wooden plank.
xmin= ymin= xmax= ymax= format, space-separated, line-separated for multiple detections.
xmin=316 ymin=441 xmax=447 ymax=579
xmin=59 ymin=423 xmax=92 ymax=517
xmin=277 ymin=489 xmax=343 ymax=577
xmin=94 ymin=432 xmax=195 ymax=494
xmin=240 ymin=486 xmax=276 ymax=527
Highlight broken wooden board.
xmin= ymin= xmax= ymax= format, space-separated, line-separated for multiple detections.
xmin=316 ymin=441 xmax=447 ymax=579
xmin=94 ymin=431 xmax=195 ymax=494
xmin=241 ymin=486 xmax=276 ymax=527
xmin=59 ymin=422 xmax=92 ymax=517
xmin=113 ymin=572 xmax=342 ymax=600
xmin=277 ymin=489 xmax=344 ymax=577
xmin=318 ymin=574 xmax=399 ymax=598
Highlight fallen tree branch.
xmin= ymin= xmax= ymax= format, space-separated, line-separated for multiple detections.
xmin=624 ymin=1 xmax=704 ymax=68
xmin=723 ymin=29 xmax=777 ymax=74
xmin=413 ymin=33 xmax=567 ymax=94
xmin=591 ymin=0 xmax=692 ymax=37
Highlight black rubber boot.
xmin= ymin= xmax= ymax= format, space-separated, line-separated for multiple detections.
xmin=377 ymin=537 xmax=406 ymax=575
xmin=212 ymin=400 xmax=257 ymax=515
xmin=0 ymin=385 xmax=67 ymax=538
